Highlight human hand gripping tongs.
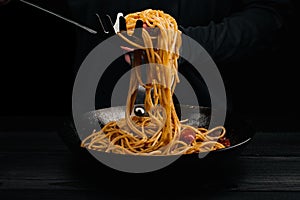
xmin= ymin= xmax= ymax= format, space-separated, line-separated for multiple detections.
xmin=17 ymin=0 xmax=155 ymax=114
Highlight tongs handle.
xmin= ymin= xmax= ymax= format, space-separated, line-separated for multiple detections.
xmin=18 ymin=0 xmax=146 ymax=45
xmin=19 ymin=0 xmax=98 ymax=34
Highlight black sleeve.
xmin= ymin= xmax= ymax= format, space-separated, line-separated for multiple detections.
xmin=180 ymin=0 xmax=290 ymax=64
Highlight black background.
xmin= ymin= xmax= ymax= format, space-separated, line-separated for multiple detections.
xmin=0 ymin=0 xmax=75 ymax=117
xmin=1 ymin=1 xmax=300 ymax=199
xmin=0 ymin=0 xmax=299 ymax=120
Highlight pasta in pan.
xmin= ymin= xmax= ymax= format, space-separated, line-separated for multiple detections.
xmin=81 ymin=9 xmax=230 ymax=155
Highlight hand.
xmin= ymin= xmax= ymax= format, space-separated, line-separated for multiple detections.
xmin=121 ymin=23 xmax=148 ymax=65
xmin=121 ymin=46 xmax=134 ymax=64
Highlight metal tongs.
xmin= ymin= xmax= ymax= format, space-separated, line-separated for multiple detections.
xmin=19 ymin=0 xmax=151 ymax=68
xmin=19 ymin=0 xmax=145 ymax=47
xmin=19 ymin=0 xmax=153 ymax=106
xmin=19 ymin=0 xmax=179 ymax=116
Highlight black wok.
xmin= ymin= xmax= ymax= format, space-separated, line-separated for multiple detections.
xmin=58 ymin=105 xmax=254 ymax=183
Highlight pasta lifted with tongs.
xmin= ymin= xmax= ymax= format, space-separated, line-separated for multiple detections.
xmin=81 ymin=9 xmax=230 ymax=155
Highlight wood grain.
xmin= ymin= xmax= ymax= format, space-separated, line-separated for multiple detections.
xmin=0 ymin=152 xmax=299 ymax=192
xmin=0 ymin=190 xmax=299 ymax=200
xmin=0 ymin=119 xmax=299 ymax=199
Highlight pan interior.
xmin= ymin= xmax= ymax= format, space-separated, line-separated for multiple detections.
xmin=81 ymin=105 xmax=253 ymax=149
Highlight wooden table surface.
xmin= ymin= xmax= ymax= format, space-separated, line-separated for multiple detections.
xmin=0 ymin=116 xmax=300 ymax=200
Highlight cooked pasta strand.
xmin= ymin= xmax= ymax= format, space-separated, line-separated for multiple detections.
xmin=81 ymin=9 xmax=230 ymax=155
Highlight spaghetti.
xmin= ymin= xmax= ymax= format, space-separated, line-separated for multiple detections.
xmin=81 ymin=9 xmax=230 ymax=155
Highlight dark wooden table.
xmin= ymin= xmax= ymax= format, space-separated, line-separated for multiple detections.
xmin=0 ymin=116 xmax=300 ymax=200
